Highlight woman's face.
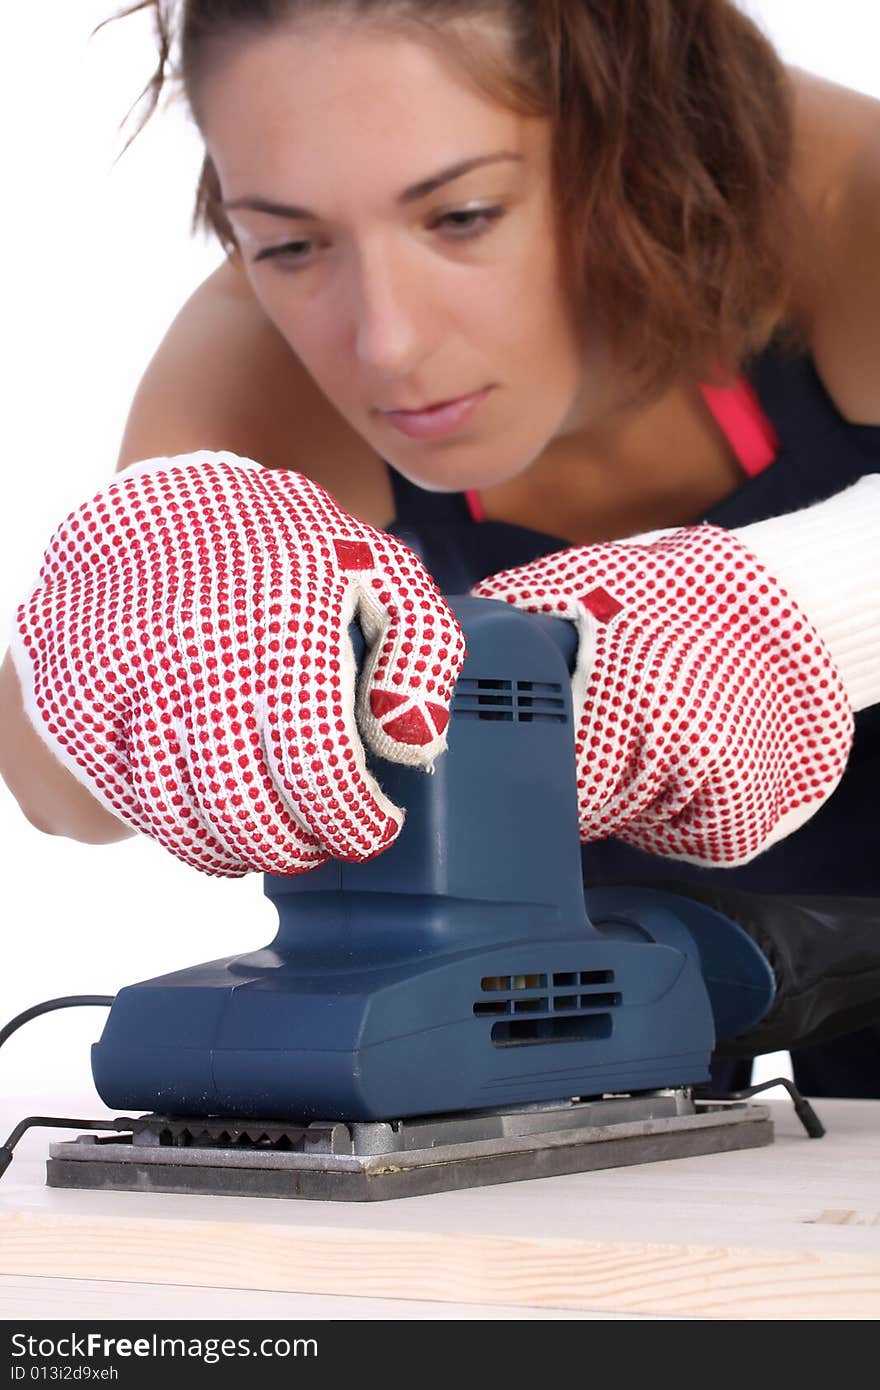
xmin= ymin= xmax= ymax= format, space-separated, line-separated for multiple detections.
xmin=198 ymin=17 xmax=591 ymax=492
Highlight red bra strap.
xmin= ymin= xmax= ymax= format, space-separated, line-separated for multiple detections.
xmin=698 ymin=376 xmax=780 ymax=478
xmin=464 ymin=488 xmax=486 ymax=523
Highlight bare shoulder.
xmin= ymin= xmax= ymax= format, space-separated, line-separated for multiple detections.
xmin=788 ymin=69 xmax=880 ymax=424
xmin=116 ymin=254 xmax=395 ymax=528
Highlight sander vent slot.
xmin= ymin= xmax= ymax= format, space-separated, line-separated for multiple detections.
xmin=515 ymin=680 xmax=567 ymax=723
xmin=481 ymin=974 xmax=547 ymax=991
xmin=551 ymin=992 xmax=621 ymax=1011
xmin=554 ymin=970 xmax=613 ymax=986
xmin=453 ymin=678 xmax=566 ymax=723
xmin=475 ymin=969 xmax=620 ymax=1043
xmin=491 ymin=1013 xmax=613 ymax=1047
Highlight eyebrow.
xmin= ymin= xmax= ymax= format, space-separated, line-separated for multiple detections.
xmin=221 ymin=151 xmax=523 ymax=219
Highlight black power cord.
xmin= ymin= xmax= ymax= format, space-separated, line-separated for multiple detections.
xmin=0 ymin=1115 xmax=138 ymax=1179
xmin=694 ymin=1076 xmax=826 ymax=1138
xmin=0 ymin=994 xmax=136 ymax=1181
xmin=0 ymin=994 xmax=115 ymax=1048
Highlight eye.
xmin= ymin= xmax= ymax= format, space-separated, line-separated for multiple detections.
xmin=252 ymin=238 xmax=315 ymax=270
xmin=431 ymin=205 xmax=505 ymax=239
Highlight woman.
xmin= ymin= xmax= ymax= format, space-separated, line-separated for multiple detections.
xmin=2 ymin=0 xmax=879 ymax=1089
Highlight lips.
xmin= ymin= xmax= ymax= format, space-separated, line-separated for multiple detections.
xmin=382 ymin=390 xmax=473 ymax=414
xmin=379 ymin=386 xmax=493 ymax=441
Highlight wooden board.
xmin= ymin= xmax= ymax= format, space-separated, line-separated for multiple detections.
xmin=0 ymin=1275 xmax=632 ymax=1321
xmin=2 ymin=1094 xmax=880 ymax=1319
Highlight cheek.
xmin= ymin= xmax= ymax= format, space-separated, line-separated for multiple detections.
xmin=255 ymin=288 xmax=348 ymax=384
xmin=493 ymin=233 xmax=578 ymax=363
xmin=446 ymin=259 xmax=565 ymax=371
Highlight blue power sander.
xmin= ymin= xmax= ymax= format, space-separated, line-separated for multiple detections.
xmin=46 ymin=598 xmax=776 ymax=1200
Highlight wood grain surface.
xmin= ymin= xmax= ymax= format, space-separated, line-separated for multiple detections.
xmin=2 ymin=1096 xmax=879 ymax=1319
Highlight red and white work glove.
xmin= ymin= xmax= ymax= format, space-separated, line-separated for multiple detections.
xmin=473 ymin=478 xmax=880 ymax=867
xmin=10 ymin=452 xmax=466 ymax=878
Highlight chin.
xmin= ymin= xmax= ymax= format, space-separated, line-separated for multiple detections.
xmin=387 ymin=443 xmax=538 ymax=495
xmin=391 ymin=468 xmax=468 ymax=495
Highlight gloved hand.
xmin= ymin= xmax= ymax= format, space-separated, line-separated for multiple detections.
xmin=472 ymin=521 xmax=854 ymax=867
xmin=10 ymin=452 xmax=466 ymax=878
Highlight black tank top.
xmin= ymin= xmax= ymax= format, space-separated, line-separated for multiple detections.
xmin=383 ymin=342 xmax=880 ymax=897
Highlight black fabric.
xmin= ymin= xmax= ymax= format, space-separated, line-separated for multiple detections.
xmin=643 ymin=881 xmax=880 ymax=1057
xmin=383 ymin=338 xmax=880 ymax=1095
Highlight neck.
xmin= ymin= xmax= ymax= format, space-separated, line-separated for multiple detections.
xmin=477 ymin=378 xmax=745 ymax=545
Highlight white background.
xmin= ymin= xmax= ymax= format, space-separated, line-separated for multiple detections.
xmin=1 ymin=2 xmax=878 ymax=1104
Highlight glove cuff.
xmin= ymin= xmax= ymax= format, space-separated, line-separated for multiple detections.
xmin=733 ymin=476 xmax=880 ymax=713
xmin=114 ymin=450 xmax=267 ymax=486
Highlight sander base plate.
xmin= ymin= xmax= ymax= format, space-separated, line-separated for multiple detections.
xmin=46 ymin=1092 xmax=772 ymax=1201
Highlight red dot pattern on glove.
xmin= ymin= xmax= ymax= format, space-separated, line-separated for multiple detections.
xmin=472 ymin=525 xmax=854 ymax=867
xmin=13 ymin=453 xmax=466 ymax=878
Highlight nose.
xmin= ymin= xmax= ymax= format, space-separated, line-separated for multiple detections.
xmin=348 ymin=240 xmax=435 ymax=379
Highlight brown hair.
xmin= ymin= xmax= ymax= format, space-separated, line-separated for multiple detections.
xmin=101 ymin=0 xmax=809 ymax=397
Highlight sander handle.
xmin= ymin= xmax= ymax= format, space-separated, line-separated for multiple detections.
xmin=348 ymin=595 xmax=579 ymax=682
